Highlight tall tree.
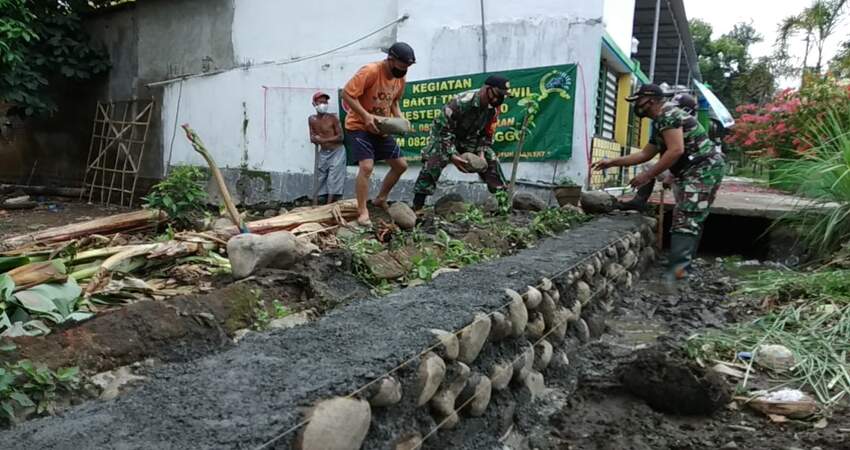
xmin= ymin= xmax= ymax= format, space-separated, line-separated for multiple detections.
xmin=777 ymin=0 xmax=848 ymax=79
xmin=829 ymin=40 xmax=850 ymax=77
xmin=690 ymin=19 xmax=776 ymax=109
xmin=0 ymin=0 xmax=118 ymax=117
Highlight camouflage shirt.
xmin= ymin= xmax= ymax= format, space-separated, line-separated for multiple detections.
xmin=421 ymin=89 xmax=499 ymax=158
xmin=652 ymin=104 xmax=714 ymax=175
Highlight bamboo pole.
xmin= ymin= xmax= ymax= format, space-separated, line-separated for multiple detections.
xmin=215 ymin=199 xmax=359 ymax=239
xmin=656 ymin=187 xmax=665 ymax=251
xmin=508 ymin=114 xmax=531 ymax=195
xmin=0 ymin=209 xmax=166 ymax=251
xmin=181 ymin=124 xmax=247 ymax=233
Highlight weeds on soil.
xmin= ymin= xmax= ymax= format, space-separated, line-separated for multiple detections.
xmin=0 ymin=342 xmax=79 ymax=425
xmin=687 ymin=268 xmax=850 ymax=407
xmin=143 ymin=165 xmax=209 ymax=228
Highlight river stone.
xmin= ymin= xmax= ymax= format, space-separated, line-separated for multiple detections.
xmin=512 ymin=345 xmax=535 ymax=382
xmin=507 ymin=290 xmax=528 ymax=336
xmin=480 ymin=196 xmax=500 ymax=215
xmin=367 ymin=376 xmax=403 ymax=407
xmin=429 ymin=329 xmax=459 ymax=361
xmin=540 ymin=293 xmax=558 ymax=330
xmin=580 ymin=190 xmax=615 ymax=214
xmin=388 ymin=202 xmax=417 ymax=230
xmin=457 ymin=373 xmax=492 ymax=417
xmin=512 ymin=192 xmax=547 ymax=212
xmin=622 ymin=250 xmax=638 ymax=269
xmin=227 ymin=231 xmax=318 ymax=279
xmin=394 ymin=433 xmax=423 ymax=450
xmin=526 ymin=312 xmax=546 ymax=339
xmin=640 ymin=246 xmax=657 ymax=264
xmin=523 ymin=370 xmax=546 ymax=400
xmin=524 ymin=286 xmax=543 ymax=309
xmin=575 ymin=318 xmax=591 ymax=343
xmin=604 ymin=262 xmax=627 ymax=281
xmin=490 ymin=360 xmax=513 ymax=391
xmin=583 ymin=263 xmax=596 ymax=280
xmin=434 ymin=193 xmax=467 ymax=218
xmin=430 ymin=362 xmax=471 ymax=428
xmin=297 ymin=397 xmax=371 ymax=450
xmin=593 ymin=256 xmax=603 ymax=272
xmin=549 ymin=287 xmax=560 ymax=302
xmin=561 ymin=203 xmax=584 ymax=215
xmin=415 ymin=352 xmax=446 ymax=406
xmin=460 ymin=152 xmax=488 ymax=173
xmin=458 ymin=313 xmax=492 ymax=364
xmin=552 ymin=308 xmax=571 ymax=340
xmin=534 ymin=340 xmax=554 ymax=371
xmin=489 ymin=312 xmax=512 ymax=342
xmin=540 ymin=277 xmax=553 ymax=291
xmin=575 ymin=281 xmax=591 ymax=305
xmin=625 ymin=272 xmax=634 ymax=289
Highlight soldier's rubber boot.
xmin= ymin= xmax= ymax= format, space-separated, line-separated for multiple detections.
xmin=412 ymin=193 xmax=427 ymax=212
xmin=617 ymin=180 xmax=655 ymax=212
xmin=662 ymin=233 xmax=699 ymax=292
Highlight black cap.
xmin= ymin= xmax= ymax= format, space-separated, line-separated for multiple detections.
xmin=388 ymin=42 xmax=416 ymax=64
xmin=484 ymin=75 xmax=511 ymax=91
xmin=673 ymin=93 xmax=697 ymax=111
xmin=625 ymin=83 xmax=670 ymax=102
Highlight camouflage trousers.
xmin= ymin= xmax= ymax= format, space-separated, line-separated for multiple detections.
xmin=413 ymin=147 xmax=506 ymax=196
xmin=671 ymin=154 xmax=726 ymax=236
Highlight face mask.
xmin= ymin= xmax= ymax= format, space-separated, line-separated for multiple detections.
xmin=635 ymin=100 xmax=652 ymax=118
xmin=315 ymin=103 xmax=328 ymax=114
xmin=488 ymin=88 xmax=506 ymax=108
xmin=390 ymin=66 xmax=407 ymax=78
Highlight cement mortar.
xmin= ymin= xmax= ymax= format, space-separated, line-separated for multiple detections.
xmin=0 ymin=215 xmax=643 ymax=450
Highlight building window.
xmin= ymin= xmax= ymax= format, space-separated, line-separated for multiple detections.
xmin=594 ymin=64 xmax=618 ymax=140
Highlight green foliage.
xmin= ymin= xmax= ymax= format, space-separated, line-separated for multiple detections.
xmin=252 ymin=297 xmax=291 ymax=331
xmin=556 ymin=177 xmax=579 ymax=187
xmin=143 ymin=166 xmax=209 ymax=228
xmin=0 ymin=1 xmax=112 ymax=117
xmin=494 ymin=190 xmax=511 ymax=216
xmin=771 ymin=106 xmax=850 ymax=254
xmin=0 ymin=272 xmax=91 ymax=337
xmin=776 ymin=0 xmax=848 ymax=78
xmin=690 ymin=18 xmax=776 ymax=108
xmin=453 ymin=205 xmax=485 ymax=225
xmin=688 ymin=267 xmax=850 ymax=406
xmin=1 ymin=343 xmax=79 ymax=424
xmin=529 ymin=208 xmax=588 ymax=236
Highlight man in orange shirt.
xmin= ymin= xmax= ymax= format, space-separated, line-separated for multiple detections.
xmin=342 ymin=42 xmax=415 ymax=226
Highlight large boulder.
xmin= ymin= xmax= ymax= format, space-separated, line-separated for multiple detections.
xmin=580 ymin=190 xmax=616 ymax=214
xmin=388 ymin=202 xmax=417 ymax=230
xmin=434 ymin=193 xmax=467 ymax=218
xmin=297 ymin=397 xmax=371 ymax=450
xmin=227 ymin=231 xmax=319 ymax=279
xmin=512 ymin=192 xmax=547 ymax=212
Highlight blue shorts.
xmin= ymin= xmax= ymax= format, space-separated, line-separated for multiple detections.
xmin=345 ymin=130 xmax=402 ymax=162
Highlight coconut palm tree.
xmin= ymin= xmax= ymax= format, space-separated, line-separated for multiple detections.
xmin=777 ymin=0 xmax=848 ymax=78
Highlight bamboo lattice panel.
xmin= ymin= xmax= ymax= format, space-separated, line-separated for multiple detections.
xmin=81 ymin=99 xmax=154 ymax=207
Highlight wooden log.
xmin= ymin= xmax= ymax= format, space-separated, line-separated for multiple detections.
xmin=8 ymin=261 xmax=67 ymax=291
xmin=0 ymin=209 xmax=166 ymax=252
xmin=215 ymin=199 xmax=359 ymax=239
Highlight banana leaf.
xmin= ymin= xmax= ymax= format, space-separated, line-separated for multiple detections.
xmin=0 ymin=256 xmax=30 ymax=273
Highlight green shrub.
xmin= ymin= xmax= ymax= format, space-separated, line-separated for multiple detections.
xmin=143 ymin=166 xmax=208 ymax=228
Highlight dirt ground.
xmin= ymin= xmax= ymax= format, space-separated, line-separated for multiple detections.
xmin=538 ymin=259 xmax=850 ymax=450
xmin=0 ymin=197 xmax=125 ymax=238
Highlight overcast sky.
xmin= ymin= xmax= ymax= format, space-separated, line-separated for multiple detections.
xmin=684 ymin=0 xmax=850 ymax=87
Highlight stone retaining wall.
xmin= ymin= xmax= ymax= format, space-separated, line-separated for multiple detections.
xmin=296 ymin=215 xmax=657 ymax=450
xmin=0 ymin=214 xmax=655 ymax=450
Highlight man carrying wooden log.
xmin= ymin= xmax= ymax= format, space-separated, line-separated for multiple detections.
xmin=342 ymin=42 xmax=415 ymax=226
xmin=411 ymin=76 xmax=511 ymax=211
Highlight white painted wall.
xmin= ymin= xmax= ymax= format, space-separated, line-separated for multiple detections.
xmin=163 ymin=0 xmax=608 ymax=198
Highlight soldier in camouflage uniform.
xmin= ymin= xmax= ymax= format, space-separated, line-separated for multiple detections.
xmin=592 ymin=83 xmax=725 ymax=284
xmin=411 ymin=76 xmax=511 ymax=210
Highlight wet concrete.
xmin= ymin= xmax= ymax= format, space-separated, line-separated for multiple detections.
xmin=0 ymin=214 xmax=643 ymax=450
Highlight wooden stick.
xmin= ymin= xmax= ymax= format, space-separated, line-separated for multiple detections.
xmin=656 ymin=187 xmax=665 ymax=251
xmin=181 ymin=124 xmax=247 ymax=233
xmin=0 ymin=209 xmax=166 ymax=251
xmin=508 ymin=114 xmax=531 ymax=195
xmin=215 ymin=199 xmax=359 ymax=239
xmin=312 ymin=144 xmax=320 ymax=207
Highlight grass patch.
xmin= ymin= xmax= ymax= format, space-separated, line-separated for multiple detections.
xmin=687 ymin=268 xmax=850 ymax=406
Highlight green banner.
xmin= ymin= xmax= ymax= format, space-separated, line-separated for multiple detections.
xmin=340 ymin=64 xmax=576 ymax=163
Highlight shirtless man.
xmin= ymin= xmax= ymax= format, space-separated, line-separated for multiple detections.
xmin=308 ymin=91 xmax=345 ymax=204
